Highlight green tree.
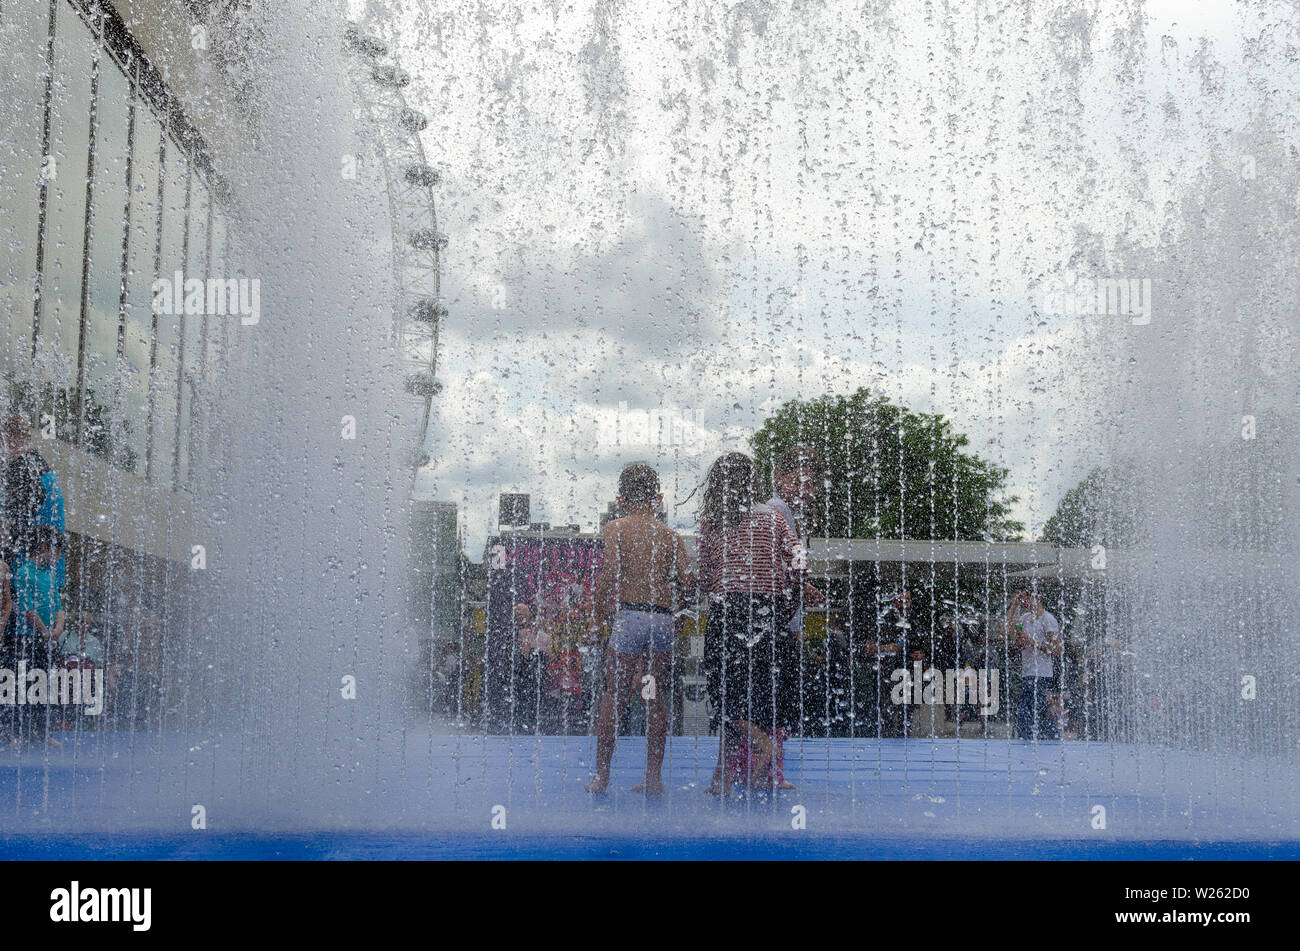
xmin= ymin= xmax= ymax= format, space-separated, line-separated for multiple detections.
xmin=750 ymin=388 xmax=1024 ymax=541
xmin=1040 ymin=465 xmax=1140 ymax=548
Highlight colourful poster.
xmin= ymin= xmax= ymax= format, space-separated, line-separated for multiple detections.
xmin=483 ymin=534 xmax=605 ymax=733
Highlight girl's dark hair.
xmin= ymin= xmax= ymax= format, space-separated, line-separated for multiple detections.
xmin=700 ymin=452 xmax=756 ymax=531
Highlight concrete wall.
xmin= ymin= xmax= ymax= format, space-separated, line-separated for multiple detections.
xmin=39 ymin=437 xmax=197 ymax=564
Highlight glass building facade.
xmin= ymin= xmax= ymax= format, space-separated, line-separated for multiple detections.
xmin=1 ymin=0 xmax=243 ymax=729
xmin=1 ymin=0 xmax=235 ymax=492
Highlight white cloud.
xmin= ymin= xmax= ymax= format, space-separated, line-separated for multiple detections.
xmin=375 ymin=0 xmax=1291 ymax=556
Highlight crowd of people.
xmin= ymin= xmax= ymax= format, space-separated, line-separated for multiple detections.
xmin=524 ymin=447 xmax=1100 ymax=796
xmin=2 ymin=396 xmax=1109 ymax=765
xmin=1 ymin=414 xmax=70 ymax=746
xmin=0 ymin=413 xmax=163 ymax=746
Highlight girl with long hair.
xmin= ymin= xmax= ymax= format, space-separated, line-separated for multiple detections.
xmin=697 ymin=452 xmax=804 ymax=794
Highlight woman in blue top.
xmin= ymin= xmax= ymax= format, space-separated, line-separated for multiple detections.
xmin=13 ymin=525 xmax=64 ymax=650
xmin=7 ymin=524 xmax=64 ymax=745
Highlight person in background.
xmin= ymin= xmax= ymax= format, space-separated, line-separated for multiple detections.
xmin=932 ymin=611 xmax=983 ymax=729
xmin=12 ymin=525 xmax=64 ymax=650
xmin=804 ymin=619 xmax=851 ymax=737
xmin=2 ymin=418 xmax=66 ymax=738
xmin=766 ymin=444 xmax=826 ymax=634
xmin=10 ymin=525 xmax=65 ymax=745
xmin=933 ymin=614 xmax=961 ymax=726
xmin=764 ymin=445 xmax=825 ymax=788
xmin=981 ymin=610 xmax=1015 ymax=736
xmin=586 ymin=462 xmax=691 ymax=794
xmin=52 ymin=611 xmax=106 ymax=731
xmin=541 ymin=578 xmax=591 ymax=733
xmin=58 ymin=611 xmax=106 ymax=668
xmin=434 ymin=641 xmax=461 ymax=717
xmin=2 ymin=414 xmax=66 ymax=592
xmin=1006 ymin=590 xmax=1063 ymax=740
xmin=110 ymin=597 xmax=163 ymax=731
xmin=513 ymin=601 xmax=551 ymax=734
xmin=864 ymin=588 xmax=925 ymax=736
xmin=0 ymin=520 xmax=11 ymax=643
xmin=1049 ymin=636 xmax=1085 ymax=739
xmin=0 ymin=527 xmax=11 ymax=740
xmin=697 ymin=452 xmax=805 ymax=795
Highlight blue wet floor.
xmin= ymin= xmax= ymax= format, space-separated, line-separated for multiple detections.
xmin=5 ymin=832 xmax=1298 ymax=860
xmin=1 ymin=732 xmax=1296 ymax=859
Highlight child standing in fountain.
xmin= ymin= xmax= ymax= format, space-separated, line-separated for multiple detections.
xmin=586 ymin=463 xmax=692 ymax=794
xmin=698 ymin=452 xmax=806 ymax=795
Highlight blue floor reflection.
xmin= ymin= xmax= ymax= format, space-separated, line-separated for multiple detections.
xmin=2 ymin=732 xmax=1296 ymax=859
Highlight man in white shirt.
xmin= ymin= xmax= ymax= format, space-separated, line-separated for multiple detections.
xmin=1006 ymin=590 xmax=1063 ymax=739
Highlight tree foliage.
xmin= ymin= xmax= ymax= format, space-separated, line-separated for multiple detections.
xmin=1040 ymin=465 xmax=1142 ymax=549
xmin=750 ymin=388 xmax=1024 ymax=541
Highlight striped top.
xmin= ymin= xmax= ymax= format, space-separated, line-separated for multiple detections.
xmin=697 ymin=504 xmax=805 ymax=599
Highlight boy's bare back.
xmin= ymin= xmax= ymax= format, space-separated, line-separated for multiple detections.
xmin=598 ymin=512 xmax=689 ymax=612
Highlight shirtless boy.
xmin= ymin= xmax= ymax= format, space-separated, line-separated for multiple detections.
xmin=586 ymin=463 xmax=692 ymax=794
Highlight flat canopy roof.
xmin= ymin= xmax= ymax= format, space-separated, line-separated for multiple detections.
xmin=490 ymin=532 xmax=1101 ymax=581
xmin=676 ymin=535 xmax=1101 ymax=580
xmin=805 ymin=537 xmax=1096 ymax=576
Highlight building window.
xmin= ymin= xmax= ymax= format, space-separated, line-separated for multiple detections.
xmin=122 ymin=100 xmax=164 ymax=474
xmin=149 ymin=143 xmax=188 ymax=485
xmin=34 ymin=4 xmax=96 ymax=396
xmin=0 ymin=0 xmax=236 ymax=492
xmin=81 ymin=38 xmax=133 ymax=464
xmin=0 ymin=1 xmax=51 ymax=374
